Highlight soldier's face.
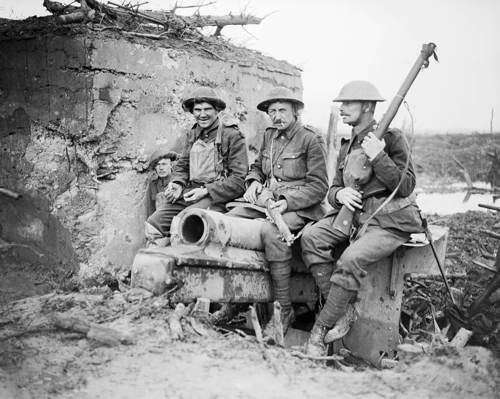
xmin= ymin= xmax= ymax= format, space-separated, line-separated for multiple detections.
xmin=267 ymin=101 xmax=296 ymax=131
xmin=193 ymin=102 xmax=218 ymax=128
xmin=339 ymin=101 xmax=363 ymax=125
xmin=155 ymin=158 xmax=172 ymax=177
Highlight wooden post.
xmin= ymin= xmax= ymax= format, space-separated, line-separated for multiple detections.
xmin=326 ymin=104 xmax=339 ymax=184
xmin=490 ymin=108 xmax=494 ymax=134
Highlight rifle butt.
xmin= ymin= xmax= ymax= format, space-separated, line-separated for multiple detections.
xmin=331 ymin=206 xmax=354 ymax=237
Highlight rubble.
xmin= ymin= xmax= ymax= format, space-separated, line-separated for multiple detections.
xmin=402 ymin=210 xmax=500 ymax=352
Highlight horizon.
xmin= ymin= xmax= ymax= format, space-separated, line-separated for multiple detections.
xmin=1 ymin=0 xmax=499 ymax=135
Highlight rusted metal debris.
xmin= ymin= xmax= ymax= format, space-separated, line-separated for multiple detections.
xmin=403 ymin=204 xmax=500 ymax=351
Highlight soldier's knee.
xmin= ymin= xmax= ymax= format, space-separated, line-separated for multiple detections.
xmin=300 ymin=225 xmax=317 ymax=251
xmin=337 ymin=252 xmax=368 ymax=279
xmin=261 ymin=222 xmax=278 ymax=240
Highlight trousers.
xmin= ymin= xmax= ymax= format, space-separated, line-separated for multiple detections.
xmin=301 ymin=214 xmax=409 ymax=291
xmin=226 ymin=206 xmax=306 ymax=262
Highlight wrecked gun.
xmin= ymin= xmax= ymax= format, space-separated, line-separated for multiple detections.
xmin=332 ymin=43 xmax=438 ymax=236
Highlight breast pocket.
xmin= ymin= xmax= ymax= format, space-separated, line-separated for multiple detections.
xmin=281 ymin=152 xmax=306 ymax=179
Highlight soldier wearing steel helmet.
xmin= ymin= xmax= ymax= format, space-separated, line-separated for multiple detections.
xmin=227 ymin=86 xmax=328 ymax=336
xmin=301 ymin=80 xmax=422 ymax=356
xmin=145 ymin=86 xmax=248 ymax=246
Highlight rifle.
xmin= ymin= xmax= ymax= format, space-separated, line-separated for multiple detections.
xmin=266 ymin=198 xmax=295 ymax=246
xmin=332 ymin=43 xmax=438 ymax=236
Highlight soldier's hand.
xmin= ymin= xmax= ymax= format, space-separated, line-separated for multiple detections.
xmin=243 ymin=181 xmax=263 ymax=204
xmin=361 ymin=132 xmax=385 ymax=161
xmin=268 ymin=199 xmax=288 ymax=214
xmin=165 ymin=182 xmax=183 ymax=203
xmin=183 ymin=187 xmax=208 ymax=203
xmin=336 ymin=187 xmax=363 ymax=212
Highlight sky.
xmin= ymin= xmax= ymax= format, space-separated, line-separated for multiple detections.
xmin=1 ymin=0 xmax=500 ymax=134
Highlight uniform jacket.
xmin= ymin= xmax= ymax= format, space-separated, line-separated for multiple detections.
xmin=171 ymin=117 xmax=248 ymax=205
xmin=145 ymin=174 xmax=171 ymax=217
xmin=247 ymin=121 xmax=328 ymax=221
xmin=328 ymin=120 xmax=422 ymax=233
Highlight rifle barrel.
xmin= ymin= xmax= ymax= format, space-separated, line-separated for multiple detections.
xmin=376 ymin=43 xmax=437 ymax=139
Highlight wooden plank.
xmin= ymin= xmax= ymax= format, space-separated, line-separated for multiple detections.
xmin=478 ymin=203 xmax=500 ymax=212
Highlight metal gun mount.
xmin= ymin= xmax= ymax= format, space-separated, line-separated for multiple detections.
xmin=132 ymin=208 xmax=318 ymax=305
xmin=131 ymin=208 xmax=448 ymax=366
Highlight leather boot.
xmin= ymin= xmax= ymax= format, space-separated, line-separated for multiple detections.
xmin=310 ymin=263 xmax=334 ymax=300
xmin=317 ymin=284 xmax=356 ymax=328
xmin=305 ymin=322 xmax=329 ymax=357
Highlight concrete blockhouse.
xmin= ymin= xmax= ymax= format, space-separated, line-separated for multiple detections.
xmin=0 ymin=20 xmax=302 ymax=291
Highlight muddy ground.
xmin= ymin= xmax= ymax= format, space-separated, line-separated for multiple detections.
xmin=1 ymin=289 xmax=499 ymax=399
xmin=1 ymin=209 xmax=499 ymax=399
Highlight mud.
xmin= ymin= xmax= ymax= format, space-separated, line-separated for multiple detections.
xmin=1 ymin=292 xmax=498 ymax=399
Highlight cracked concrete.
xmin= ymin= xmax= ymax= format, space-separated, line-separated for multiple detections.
xmin=0 ymin=21 xmax=303 ymax=290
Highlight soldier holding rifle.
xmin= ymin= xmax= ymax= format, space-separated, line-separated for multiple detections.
xmin=301 ymin=80 xmax=423 ymax=356
xmin=227 ymin=87 xmax=328 ymax=336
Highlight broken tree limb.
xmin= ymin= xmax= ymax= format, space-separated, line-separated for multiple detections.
xmin=249 ymin=305 xmax=263 ymax=343
xmin=52 ymin=313 xmax=135 ymax=346
xmin=450 ymin=328 xmax=473 ymax=348
xmin=43 ymin=0 xmax=80 ymax=14
xmin=184 ymin=14 xmax=263 ymax=28
xmin=481 ymin=229 xmax=500 ymax=240
xmin=44 ymin=0 xmax=96 ymax=23
xmin=170 ymin=1 xmax=216 ymax=12
xmin=470 ymin=253 xmax=500 ymax=314
xmin=0 ymin=187 xmax=21 ymax=199
xmin=167 ymin=303 xmax=186 ymax=340
xmin=478 ymin=203 xmax=500 ymax=212
xmin=59 ymin=9 xmax=96 ymax=23
xmin=290 ymin=351 xmax=344 ymax=361
xmin=452 ymin=155 xmax=473 ymax=190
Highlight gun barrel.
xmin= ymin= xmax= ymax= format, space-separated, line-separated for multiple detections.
xmin=173 ymin=208 xmax=266 ymax=250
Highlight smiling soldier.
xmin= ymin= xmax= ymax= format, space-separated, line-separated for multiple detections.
xmin=144 ymin=87 xmax=248 ymax=247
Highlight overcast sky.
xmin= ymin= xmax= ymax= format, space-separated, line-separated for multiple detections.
xmin=2 ymin=0 xmax=500 ymax=134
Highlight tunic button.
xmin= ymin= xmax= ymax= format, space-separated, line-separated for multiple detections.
xmin=277 ymin=164 xmax=281 ymax=169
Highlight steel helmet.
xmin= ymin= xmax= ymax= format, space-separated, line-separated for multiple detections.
xmin=182 ymin=87 xmax=226 ymax=112
xmin=257 ymin=86 xmax=304 ymax=112
xmin=333 ymin=80 xmax=385 ymax=102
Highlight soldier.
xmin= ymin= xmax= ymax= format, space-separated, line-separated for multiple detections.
xmin=145 ymin=87 xmax=248 ymax=246
xmin=145 ymin=149 xmax=178 ymax=218
xmin=301 ymin=81 xmax=423 ymax=356
xmin=228 ymin=86 xmax=328 ymax=335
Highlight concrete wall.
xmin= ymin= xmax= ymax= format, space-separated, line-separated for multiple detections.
xmin=0 ymin=25 xmax=302 ymax=282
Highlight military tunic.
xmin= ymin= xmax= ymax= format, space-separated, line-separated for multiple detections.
xmin=145 ymin=174 xmax=171 ymax=218
xmin=229 ymin=120 xmax=328 ymax=262
xmin=147 ymin=117 xmax=248 ymax=236
xmin=301 ymin=119 xmax=423 ymax=291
